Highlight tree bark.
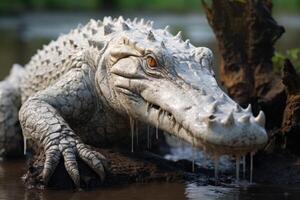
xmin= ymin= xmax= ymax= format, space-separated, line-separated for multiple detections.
xmin=202 ymin=0 xmax=285 ymax=129
xmin=281 ymin=59 xmax=300 ymax=154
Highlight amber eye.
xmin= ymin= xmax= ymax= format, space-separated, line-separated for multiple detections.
xmin=146 ymin=56 xmax=158 ymax=69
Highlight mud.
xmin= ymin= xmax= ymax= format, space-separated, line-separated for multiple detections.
xmin=23 ymin=148 xmax=184 ymax=189
xmin=23 ymin=146 xmax=242 ymax=190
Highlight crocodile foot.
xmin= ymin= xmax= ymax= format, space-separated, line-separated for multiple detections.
xmin=42 ymin=138 xmax=108 ymax=187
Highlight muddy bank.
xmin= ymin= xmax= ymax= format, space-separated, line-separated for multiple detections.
xmin=23 ymin=145 xmax=300 ymax=190
xmin=23 ymin=147 xmax=239 ymax=190
xmin=23 ymin=149 xmax=182 ymax=189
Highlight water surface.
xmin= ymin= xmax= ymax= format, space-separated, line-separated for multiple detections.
xmin=1 ymin=159 xmax=300 ymax=200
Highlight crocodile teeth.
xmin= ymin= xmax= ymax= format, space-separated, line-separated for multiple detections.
xmin=223 ymin=111 xmax=234 ymax=126
xmin=220 ymin=93 xmax=226 ymax=99
xmin=239 ymin=115 xmax=250 ymax=123
xmin=133 ymin=17 xmax=137 ymax=24
xmin=118 ymin=16 xmax=124 ymax=22
xmin=103 ymin=16 xmax=112 ymax=23
xmin=245 ymin=104 xmax=252 ymax=113
xmin=255 ymin=110 xmax=265 ymax=127
xmin=139 ymin=18 xmax=145 ymax=25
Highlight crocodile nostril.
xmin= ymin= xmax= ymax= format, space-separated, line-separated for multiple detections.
xmin=184 ymin=106 xmax=192 ymax=111
xmin=209 ymin=115 xmax=215 ymax=120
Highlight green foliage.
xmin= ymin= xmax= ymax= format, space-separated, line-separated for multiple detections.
xmin=272 ymin=48 xmax=300 ymax=74
xmin=0 ymin=0 xmax=299 ymax=13
xmin=273 ymin=0 xmax=300 ymax=13
xmin=119 ymin=0 xmax=201 ymax=12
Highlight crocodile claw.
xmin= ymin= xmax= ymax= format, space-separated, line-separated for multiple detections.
xmin=77 ymin=143 xmax=109 ymax=182
xmin=42 ymin=138 xmax=108 ymax=187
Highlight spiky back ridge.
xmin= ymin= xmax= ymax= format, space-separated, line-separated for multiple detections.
xmin=21 ymin=16 xmax=211 ymax=102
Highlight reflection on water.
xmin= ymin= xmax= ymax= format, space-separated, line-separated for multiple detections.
xmin=0 ymin=12 xmax=300 ymax=200
xmin=0 ymin=159 xmax=187 ymax=200
xmin=185 ymin=182 xmax=300 ymax=200
xmin=1 ymin=159 xmax=300 ymax=200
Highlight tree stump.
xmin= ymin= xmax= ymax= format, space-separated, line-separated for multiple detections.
xmin=281 ymin=59 xmax=300 ymax=154
xmin=202 ymin=0 xmax=285 ymax=129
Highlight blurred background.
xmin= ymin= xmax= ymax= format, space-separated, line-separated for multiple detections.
xmin=0 ymin=0 xmax=299 ymax=80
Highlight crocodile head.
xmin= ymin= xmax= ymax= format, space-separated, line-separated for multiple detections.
xmin=96 ymin=17 xmax=268 ymax=157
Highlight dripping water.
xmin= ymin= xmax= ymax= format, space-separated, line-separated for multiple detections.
xmin=156 ymin=109 xmax=164 ymax=139
xmin=192 ymin=159 xmax=195 ymax=173
xmin=129 ymin=117 xmax=135 ymax=152
xmin=236 ymin=156 xmax=240 ymax=183
xmin=192 ymin=148 xmax=195 ymax=173
xmin=250 ymin=152 xmax=254 ymax=183
xmin=156 ymin=120 xmax=159 ymax=139
xmin=242 ymin=155 xmax=246 ymax=179
xmin=23 ymin=135 xmax=27 ymax=155
xmin=214 ymin=157 xmax=219 ymax=182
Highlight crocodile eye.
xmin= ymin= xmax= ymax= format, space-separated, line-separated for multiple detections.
xmin=146 ymin=56 xmax=158 ymax=69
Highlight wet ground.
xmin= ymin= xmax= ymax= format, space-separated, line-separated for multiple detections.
xmin=0 ymin=12 xmax=300 ymax=200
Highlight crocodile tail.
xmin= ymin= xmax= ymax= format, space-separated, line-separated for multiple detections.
xmin=5 ymin=63 xmax=26 ymax=89
xmin=0 ymin=64 xmax=24 ymax=157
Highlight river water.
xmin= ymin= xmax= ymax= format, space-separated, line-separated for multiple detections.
xmin=0 ymin=12 xmax=300 ymax=200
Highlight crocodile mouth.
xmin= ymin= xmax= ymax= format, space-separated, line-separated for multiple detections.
xmin=115 ymin=86 xmax=266 ymax=157
xmin=141 ymin=98 xmax=265 ymax=157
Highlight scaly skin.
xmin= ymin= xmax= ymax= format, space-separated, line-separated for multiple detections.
xmin=0 ymin=16 xmax=268 ymax=187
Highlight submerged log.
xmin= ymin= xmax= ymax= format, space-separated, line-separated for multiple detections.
xmin=24 ymin=146 xmax=236 ymax=189
xmin=23 ymin=149 xmax=183 ymax=189
xmin=202 ymin=0 xmax=285 ymax=129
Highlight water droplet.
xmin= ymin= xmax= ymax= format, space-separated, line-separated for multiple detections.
xmin=236 ymin=156 xmax=240 ymax=183
xmin=156 ymin=120 xmax=159 ymax=139
xmin=146 ymin=102 xmax=150 ymax=113
xmin=242 ymin=155 xmax=246 ymax=179
xmin=192 ymin=159 xmax=195 ymax=172
xmin=214 ymin=157 xmax=219 ymax=182
xmin=23 ymin=135 xmax=27 ymax=155
xmin=192 ymin=148 xmax=196 ymax=173
xmin=250 ymin=152 xmax=255 ymax=183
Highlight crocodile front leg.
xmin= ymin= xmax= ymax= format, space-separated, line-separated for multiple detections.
xmin=19 ymin=68 xmax=108 ymax=187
